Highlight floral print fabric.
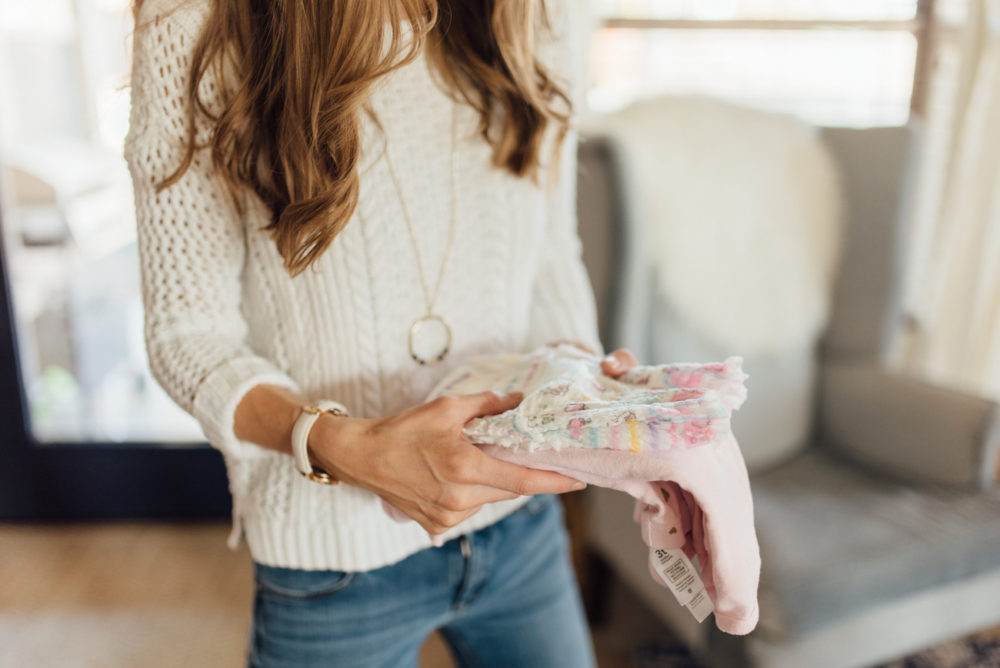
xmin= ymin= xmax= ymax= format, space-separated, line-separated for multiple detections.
xmin=429 ymin=343 xmax=748 ymax=453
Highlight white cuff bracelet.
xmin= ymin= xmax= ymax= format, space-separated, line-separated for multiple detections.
xmin=291 ymin=399 xmax=349 ymax=484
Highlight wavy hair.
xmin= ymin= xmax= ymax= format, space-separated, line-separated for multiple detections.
xmin=132 ymin=0 xmax=571 ymax=277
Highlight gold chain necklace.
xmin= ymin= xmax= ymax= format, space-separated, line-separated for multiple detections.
xmin=383 ymin=100 xmax=458 ymax=365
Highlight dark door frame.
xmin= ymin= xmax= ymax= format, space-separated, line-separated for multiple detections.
xmin=0 ymin=220 xmax=231 ymax=520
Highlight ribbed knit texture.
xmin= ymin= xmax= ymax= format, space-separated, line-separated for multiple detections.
xmin=124 ymin=0 xmax=603 ymax=571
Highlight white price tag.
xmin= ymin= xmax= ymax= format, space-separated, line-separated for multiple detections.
xmin=687 ymin=588 xmax=714 ymax=623
xmin=649 ymin=547 xmax=699 ymax=605
xmin=649 ymin=548 xmax=715 ymax=623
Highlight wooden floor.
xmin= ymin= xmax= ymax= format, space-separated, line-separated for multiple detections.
xmin=0 ymin=522 xmax=258 ymax=668
xmin=0 ymin=521 xmax=672 ymax=668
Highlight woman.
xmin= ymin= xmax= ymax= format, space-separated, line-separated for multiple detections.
xmin=126 ymin=0 xmax=640 ymax=665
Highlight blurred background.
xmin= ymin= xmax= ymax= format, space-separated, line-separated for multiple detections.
xmin=1 ymin=0 xmax=997 ymax=666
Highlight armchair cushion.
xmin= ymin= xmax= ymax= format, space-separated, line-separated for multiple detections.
xmin=818 ymin=359 xmax=1000 ymax=490
xmin=753 ymin=449 xmax=1000 ymax=637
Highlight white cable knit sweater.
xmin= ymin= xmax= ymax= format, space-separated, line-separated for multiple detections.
xmin=124 ymin=0 xmax=603 ymax=571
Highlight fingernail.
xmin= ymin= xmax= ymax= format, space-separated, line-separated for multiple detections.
xmin=572 ymin=481 xmax=587 ymax=490
xmin=510 ymin=391 xmax=524 ymax=400
xmin=603 ymin=355 xmax=619 ymax=368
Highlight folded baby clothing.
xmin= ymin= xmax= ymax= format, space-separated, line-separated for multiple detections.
xmin=383 ymin=342 xmax=760 ymax=635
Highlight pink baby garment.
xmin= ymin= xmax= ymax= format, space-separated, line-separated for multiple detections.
xmin=385 ymin=342 xmax=760 ymax=635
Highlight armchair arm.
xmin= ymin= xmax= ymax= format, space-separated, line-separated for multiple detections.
xmin=818 ymin=359 xmax=1000 ymax=490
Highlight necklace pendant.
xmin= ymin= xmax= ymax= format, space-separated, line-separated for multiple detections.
xmin=409 ymin=313 xmax=452 ymax=365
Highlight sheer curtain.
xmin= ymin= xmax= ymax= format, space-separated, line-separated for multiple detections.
xmin=895 ymin=0 xmax=1000 ymax=400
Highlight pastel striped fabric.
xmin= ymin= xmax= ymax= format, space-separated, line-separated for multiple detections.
xmin=428 ymin=343 xmax=748 ymax=454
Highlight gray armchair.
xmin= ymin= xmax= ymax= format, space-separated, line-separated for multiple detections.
xmin=576 ymin=122 xmax=1000 ymax=668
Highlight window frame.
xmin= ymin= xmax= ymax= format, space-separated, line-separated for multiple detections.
xmin=0 ymin=206 xmax=231 ymax=520
xmin=595 ymin=0 xmax=942 ymax=117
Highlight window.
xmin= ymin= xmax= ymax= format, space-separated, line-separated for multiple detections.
xmin=585 ymin=0 xmax=933 ymax=127
xmin=0 ymin=0 xmax=203 ymax=444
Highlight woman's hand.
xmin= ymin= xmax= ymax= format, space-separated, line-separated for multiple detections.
xmin=545 ymin=339 xmax=640 ymax=378
xmin=600 ymin=348 xmax=640 ymax=378
xmin=308 ymin=390 xmax=586 ymax=536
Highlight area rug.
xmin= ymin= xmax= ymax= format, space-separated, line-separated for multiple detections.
xmin=879 ymin=632 xmax=1000 ymax=668
xmin=628 ymin=631 xmax=1000 ymax=668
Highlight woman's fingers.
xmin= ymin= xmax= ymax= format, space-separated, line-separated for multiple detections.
xmin=420 ymin=505 xmax=483 ymax=536
xmin=444 ymin=389 xmax=524 ymax=425
xmin=417 ymin=470 xmax=569 ymax=531
xmin=474 ymin=452 xmax=585 ymax=497
xmin=467 ymin=485 xmax=522 ymax=505
xmin=601 ymin=348 xmax=639 ymax=377
xmin=357 ymin=379 xmax=596 ymax=537
xmin=380 ymin=448 xmax=582 ymax=535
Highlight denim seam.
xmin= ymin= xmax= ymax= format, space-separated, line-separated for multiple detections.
xmin=438 ymin=625 xmax=483 ymax=668
xmin=451 ymin=535 xmax=474 ymax=611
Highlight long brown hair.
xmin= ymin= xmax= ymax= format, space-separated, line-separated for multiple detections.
xmin=132 ymin=0 xmax=572 ymax=277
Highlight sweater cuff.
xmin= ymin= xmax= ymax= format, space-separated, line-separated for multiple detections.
xmin=191 ymin=356 xmax=303 ymax=460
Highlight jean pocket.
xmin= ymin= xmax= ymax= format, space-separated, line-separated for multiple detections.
xmin=253 ymin=562 xmax=356 ymax=601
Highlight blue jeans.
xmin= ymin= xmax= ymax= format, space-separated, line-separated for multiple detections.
xmin=247 ymin=494 xmax=596 ymax=668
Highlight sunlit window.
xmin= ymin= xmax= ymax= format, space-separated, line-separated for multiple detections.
xmin=0 ymin=0 xmax=203 ymax=443
xmin=586 ymin=0 xmax=923 ymax=126
xmin=591 ymin=0 xmax=919 ymax=21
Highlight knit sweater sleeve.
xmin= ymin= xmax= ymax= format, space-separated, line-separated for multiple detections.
xmin=525 ymin=1 xmax=604 ymax=357
xmin=124 ymin=0 xmax=303 ymax=460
